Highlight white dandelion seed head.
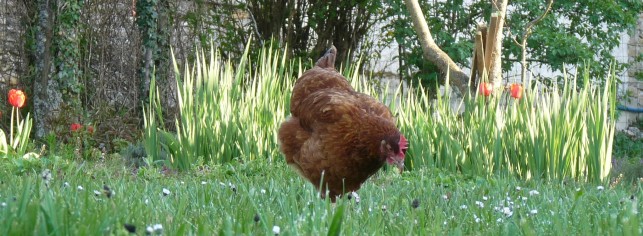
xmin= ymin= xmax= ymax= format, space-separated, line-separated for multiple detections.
xmin=443 ymin=221 xmax=447 ymax=225
xmin=77 ymin=186 xmax=84 ymax=191
xmin=597 ymin=186 xmax=604 ymax=191
xmin=529 ymin=190 xmax=540 ymax=196
xmin=272 ymin=225 xmax=281 ymax=235
xmin=1 ymin=202 xmax=6 ymax=207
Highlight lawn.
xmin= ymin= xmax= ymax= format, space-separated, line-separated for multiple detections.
xmin=0 ymin=157 xmax=640 ymax=235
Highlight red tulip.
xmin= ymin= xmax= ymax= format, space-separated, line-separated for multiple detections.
xmin=8 ymin=89 xmax=26 ymax=108
xmin=479 ymin=82 xmax=493 ymax=96
xmin=71 ymin=123 xmax=82 ymax=132
xmin=510 ymin=83 xmax=523 ymax=99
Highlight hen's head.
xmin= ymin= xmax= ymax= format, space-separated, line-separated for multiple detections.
xmin=380 ymin=134 xmax=408 ymax=173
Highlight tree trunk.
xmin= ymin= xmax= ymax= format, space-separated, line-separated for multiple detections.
xmin=487 ymin=0 xmax=508 ymax=88
xmin=32 ymin=0 xmax=56 ymax=139
xmin=403 ymin=0 xmax=470 ymax=94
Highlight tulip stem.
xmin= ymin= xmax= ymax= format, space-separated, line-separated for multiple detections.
xmin=10 ymin=107 xmax=14 ymax=149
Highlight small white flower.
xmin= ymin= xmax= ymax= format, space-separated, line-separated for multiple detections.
xmin=350 ymin=192 xmax=360 ymax=203
xmin=94 ymin=190 xmax=101 ymax=196
xmin=515 ymin=186 xmax=522 ymax=191
xmin=414 ymin=219 xmax=418 ymax=224
xmin=63 ymin=182 xmax=70 ymax=187
xmin=474 ymin=214 xmax=481 ymax=223
xmin=77 ymin=186 xmax=84 ymax=191
xmin=442 ymin=195 xmax=448 ymax=200
xmin=597 ymin=186 xmax=604 ymax=191
xmin=521 ymin=196 xmax=528 ymax=201
xmin=576 ymin=188 xmax=581 ymax=192
xmin=502 ymin=207 xmax=513 ymax=217
xmin=381 ymin=205 xmax=387 ymax=211
xmin=162 ymin=188 xmax=171 ymax=196
xmin=1 ymin=202 xmax=6 ymax=207
xmin=482 ymin=196 xmax=489 ymax=201
xmin=146 ymin=226 xmax=154 ymax=234
xmin=475 ymin=201 xmax=485 ymax=208
xmin=219 ymin=182 xmax=226 ymax=186
xmin=460 ymin=205 xmax=468 ymax=209
xmin=530 ymin=209 xmax=538 ymax=215
xmin=368 ymin=207 xmax=372 ymax=212
xmin=529 ymin=190 xmax=540 ymax=196
xmin=180 ymin=181 xmax=185 ymax=184
xmin=497 ymin=218 xmax=503 ymax=223
xmin=201 ymin=181 xmax=207 ymax=185
xmin=145 ymin=198 xmax=149 ymax=205
xmin=506 ymin=196 xmax=511 ymax=201
xmin=443 ymin=221 xmax=447 ymax=225
xmin=153 ymin=224 xmax=163 ymax=233
xmin=272 ymin=225 xmax=281 ymax=235
xmin=261 ymin=189 xmax=266 ymax=194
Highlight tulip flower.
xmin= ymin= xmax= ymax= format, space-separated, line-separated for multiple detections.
xmin=71 ymin=123 xmax=82 ymax=132
xmin=479 ymin=82 xmax=493 ymax=96
xmin=509 ymin=83 xmax=523 ymax=99
xmin=8 ymin=89 xmax=26 ymax=108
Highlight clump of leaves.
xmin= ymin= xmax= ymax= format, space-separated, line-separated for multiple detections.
xmin=121 ymin=143 xmax=148 ymax=167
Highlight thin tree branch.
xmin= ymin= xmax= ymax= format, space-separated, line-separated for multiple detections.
xmin=520 ymin=0 xmax=554 ymax=83
xmin=403 ymin=0 xmax=469 ymax=94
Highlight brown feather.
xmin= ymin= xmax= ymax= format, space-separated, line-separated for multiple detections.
xmin=278 ymin=46 xmax=404 ymax=202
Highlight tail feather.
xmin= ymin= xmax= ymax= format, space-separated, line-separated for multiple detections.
xmin=315 ymin=46 xmax=337 ymax=69
xmin=277 ymin=117 xmax=311 ymax=164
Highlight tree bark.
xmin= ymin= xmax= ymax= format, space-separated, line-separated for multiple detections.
xmin=32 ymin=0 xmax=57 ymax=139
xmin=403 ymin=0 xmax=470 ymax=94
xmin=487 ymin=0 xmax=508 ymax=88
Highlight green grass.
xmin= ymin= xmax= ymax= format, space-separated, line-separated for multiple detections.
xmin=0 ymin=158 xmax=640 ymax=235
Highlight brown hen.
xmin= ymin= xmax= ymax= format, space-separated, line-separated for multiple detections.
xmin=278 ymin=46 xmax=408 ymax=202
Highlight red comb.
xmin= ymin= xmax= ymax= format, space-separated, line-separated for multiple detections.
xmin=399 ymin=135 xmax=408 ymax=149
